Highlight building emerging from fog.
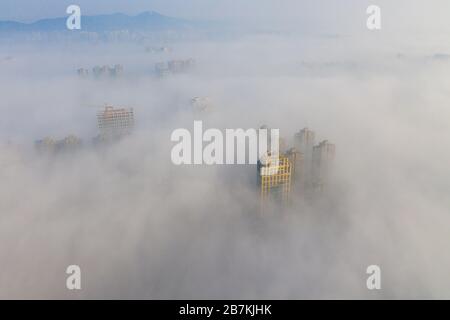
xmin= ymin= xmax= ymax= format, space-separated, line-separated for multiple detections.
xmin=77 ymin=65 xmax=124 ymax=79
xmin=155 ymin=59 xmax=195 ymax=77
xmin=93 ymin=65 xmax=124 ymax=78
xmin=96 ymin=106 xmax=134 ymax=140
xmin=35 ymin=135 xmax=82 ymax=154
xmin=312 ymin=140 xmax=336 ymax=192
xmin=294 ymin=128 xmax=315 ymax=188
xmin=285 ymin=147 xmax=304 ymax=193
xmin=168 ymin=59 xmax=195 ymax=73
xmin=295 ymin=128 xmax=315 ymax=158
xmin=258 ymin=153 xmax=292 ymax=208
xmin=257 ymin=127 xmax=335 ymax=208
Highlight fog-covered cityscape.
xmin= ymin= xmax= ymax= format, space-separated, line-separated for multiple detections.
xmin=1 ymin=0 xmax=450 ymax=300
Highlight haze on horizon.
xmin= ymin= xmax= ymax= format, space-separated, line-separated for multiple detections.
xmin=1 ymin=0 xmax=450 ymax=35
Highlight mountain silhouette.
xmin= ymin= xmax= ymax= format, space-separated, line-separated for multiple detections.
xmin=0 ymin=11 xmax=194 ymax=33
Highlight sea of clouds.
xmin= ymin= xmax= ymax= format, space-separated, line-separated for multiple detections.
xmin=1 ymin=6 xmax=450 ymax=298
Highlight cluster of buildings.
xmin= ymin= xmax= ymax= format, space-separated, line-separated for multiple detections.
xmin=155 ymin=59 xmax=195 ymax=77
xmin=77 ymin=65 xmax=124 ymax=79
xmin=35 ymin=106 xmax=135 ymax=154
xmin=257 ymin=127 xmax=335 ymax=209
xmin=34 ymin=104 xmax=333 ymax=211
xmin=35 ymin=135 xmax=82 ymax=154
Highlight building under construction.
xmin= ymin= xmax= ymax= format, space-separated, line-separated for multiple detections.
xmin=257 ymin=153 xmax=292 ymax=209
xmin=97 ymin=106 xmax=134 ymax=140
xmin=257 ymin=127 xmax=336 ymax=209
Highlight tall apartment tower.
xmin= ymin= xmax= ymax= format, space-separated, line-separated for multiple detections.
xmin=257 ymin=153 xmax=292 ymax=209
xmin=285 ymin=147 xmax=305 ymax=194
xmin=312 ymin=140 xmax=336 ymax=192
xmin=294 ymin=128 xmax=315 ymax=188
xmin=97 ymin=106 xmax=134 ymax=139
xmin=294 ymin=128 xmax=315 ymax=159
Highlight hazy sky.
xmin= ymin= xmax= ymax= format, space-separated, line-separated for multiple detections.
xmin=2 ymin=0 xmax=355 ymax=22
xmin=1 ymin=0 xmax=450 ymax=35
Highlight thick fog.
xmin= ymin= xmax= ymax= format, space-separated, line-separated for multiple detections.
xmin=1 ymin=9 xmax=450 ymax=299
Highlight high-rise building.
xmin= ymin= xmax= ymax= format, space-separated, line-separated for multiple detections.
xmin=312 ymin=140 xmax=335 ymax=192
xmin=294 ymin=128 xmax=316 ymax=188
xmin=97 ymin=106 xmax=134 ymax=139
xmin=258 ymin=124 xmax=281 ymax=157
xmin=257 ymin=153 xmax=292 ymax=208
xmin=285 ymin=147 xmax=305 ymax=193
xmin=294 ymin=128 xmax=315 ymax=159
xmin=256 ymin=126 xmax=335 ymax=206
xmin=168 ymin=59 xmax=195 ymax=73
xmin=156 ymin=59 xmax=195 ymax=77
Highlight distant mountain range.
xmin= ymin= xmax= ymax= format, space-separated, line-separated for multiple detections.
xmin=0 ymin=11 xmax=197 ymax=33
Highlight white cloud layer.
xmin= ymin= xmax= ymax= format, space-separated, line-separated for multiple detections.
xmin=1 ymin=9 xmax=450 ymax=298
